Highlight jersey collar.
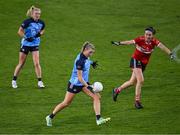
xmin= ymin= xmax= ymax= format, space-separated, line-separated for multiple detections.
xmin=30 ymin=17 xmax=39 ymax=22
xmin=80 ymin=53 xmax=88 ymax=59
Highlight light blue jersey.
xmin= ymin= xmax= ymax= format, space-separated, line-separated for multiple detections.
xmin=20 ymin=18 xmax=45 ymax=47
xmin=69 ymin=53 xmax=92 ymax=86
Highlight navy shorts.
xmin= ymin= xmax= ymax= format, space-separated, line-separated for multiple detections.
xmin=130 ymin=58 xmax=146 ymax=72
xmin=20 ymin=46 xmax=39 ymax=55
xmin=67 ymin=82 xmax=91 ymax=94
xmin=67 ymin=82 xmax=84 ymax=94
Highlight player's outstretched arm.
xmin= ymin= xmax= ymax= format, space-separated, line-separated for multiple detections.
xmin=158 ymin=43 xmax=175 ymax=60
xmin=111 ymin=40 xmax=135 ymax=46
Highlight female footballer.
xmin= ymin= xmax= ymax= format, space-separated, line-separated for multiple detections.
xmin=111 ymin=27 xmax=175 ymax=109
xmin=46 ymin=42 xmax=110 ymax=126
xmin=12 ymin=5 xmax=45 ymax=88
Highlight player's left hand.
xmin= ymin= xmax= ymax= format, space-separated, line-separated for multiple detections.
xmin=111 ymin=41 xmax=121 ymax=46
xmin=35 ymin=32 xmax=41 ymax=38
xmin=91 ymin=61 xmax=98 ymax=69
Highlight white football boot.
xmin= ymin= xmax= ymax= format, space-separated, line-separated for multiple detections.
xmin=12 ymin=80 xmax=18 ymax=89
xmin=46 ymin=115 xmax=52 ymax=127
xmin=38 ymin=81 xmax=45 ymax=88
xmin=96 ymin=117 xmax=111 ymax=125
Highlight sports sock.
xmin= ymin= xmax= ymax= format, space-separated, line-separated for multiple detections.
xmin=38 ymin=78 xmax=42 ymax=81
xmin=96 ymin=115 xmax=101 ymax=120
xmin=13 ymin=76 xmax=17 ymax=81
xmin=116 ymin=87 xmax=122 ymax=94
xmin=49 ymin=113 xmax=55 ymax=119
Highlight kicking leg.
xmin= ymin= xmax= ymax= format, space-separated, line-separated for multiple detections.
xmin=82 ymin=87 xmax=110 ymax=125
xmin=118 ymin=71 xmax=137 ymax=92
xmin=113 ymin=71 xmax=136 ymax=101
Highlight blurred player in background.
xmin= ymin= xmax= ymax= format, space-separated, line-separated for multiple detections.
xmin=111 ymin=27 xmax=175 ymax=109
xmin=46 ymin=42 xmax=110 ymax=126
xmin=12 ymin=5 xmax=45 ymax=88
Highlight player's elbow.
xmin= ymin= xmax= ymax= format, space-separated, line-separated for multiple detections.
xmin=40 ymin=30 xmax=45 ymax=35
xmin=93 ymin=94 xmax=100 ymax=102
xmin=137 ymin=79 xmax=144 ymax=85
xmin=17 ymin=31 xmax=23 ymax=37
xmin=17 ymin=31 xmax=21 ymax=36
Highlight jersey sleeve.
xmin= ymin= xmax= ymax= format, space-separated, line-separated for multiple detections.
xmin=154 ymin=38 xmax=160 ymax=46
xmin=76 ymin=60 xmax=85 ymax=70
xmin=134 ymin=36 xmax=141 ymax=44
xmin=40 ymin=21 xmax=45 ymax=30
xmin=21 ymin=19 xmax=30 ymax=29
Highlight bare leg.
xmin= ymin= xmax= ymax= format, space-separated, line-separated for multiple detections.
xmin=32 ymin=51 xmax=41 ymax=79
xmin=133 ymin=68 xmax=144 ymax=101
xmin=52 ymin=92 xmax=75 ymax=115
xmin=13 ymin=52 xmax=27 ymax=77
xmin=116 ymin=71 xmax=137 ymax=93
xmin=46 ymin=92 xmax=75 ymax=126
xmin=82 ymin=88 xmax=110 ymax=125
xmin=82 ymin=87 xmax=101 ymax=115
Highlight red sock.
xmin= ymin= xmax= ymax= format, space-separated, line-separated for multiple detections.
xmin=115 ymin=87 xmax=122 ymax=94
xmin=135 ymin=95 xmax=141 ymax=102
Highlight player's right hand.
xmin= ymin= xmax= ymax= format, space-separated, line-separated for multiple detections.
xmin=26 ymin=37 xmax=34 ymax=42
xmin=111 ymin=41 xmax=120 ymax=46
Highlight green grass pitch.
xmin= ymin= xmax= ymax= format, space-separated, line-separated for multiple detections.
xmin=0 ymin=0 xmax=180 ymax=134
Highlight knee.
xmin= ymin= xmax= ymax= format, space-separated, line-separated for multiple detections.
xmin=128 ymin=80 xmax=135 ymax=86
xmin=34 ymin=62 xmax=40 ymax=68
xmin=128 ymin=78 xmax=137 ymax=86
xmin=17 ymin=62 xmax=25 ymax=68
xmin=93 ymin=95 xmax=100 ymax=101
xmin=62 ymin=101 xmax=71 ymax=107
xmin=137 ymin=79 xmax=144 ymax=85
xmin=98 ymin=95 xmax=101 ymax=100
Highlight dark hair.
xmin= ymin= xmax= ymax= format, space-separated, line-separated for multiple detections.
xmin=145 ymin=27 xmax=156 ymax=35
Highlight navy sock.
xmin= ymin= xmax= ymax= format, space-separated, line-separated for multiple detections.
xmin=13 ymin=76 xmax=17 ymax=81
xmin=49 ymin=113 xmax=55 ymax=119
xmin=96 ymin=115 xmax=101 ymax=120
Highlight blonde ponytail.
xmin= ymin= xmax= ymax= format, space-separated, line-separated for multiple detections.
xmin=81 ymin=41 xmax=95 ymax=52
xmin=26 ymin=5 xmax=41 ymax=17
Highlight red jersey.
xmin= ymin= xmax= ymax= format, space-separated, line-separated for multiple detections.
xmin=132 ymin=36 xmax=160 ymax=65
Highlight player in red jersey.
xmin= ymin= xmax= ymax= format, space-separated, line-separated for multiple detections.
xmin=111 ymin=27 xmax=175 ymax=109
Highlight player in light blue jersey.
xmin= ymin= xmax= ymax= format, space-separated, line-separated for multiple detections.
xmin=12 ymin=6 xmax=45 ymax=89
xmin=46 ymin=42 xmax=110 ymax=126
